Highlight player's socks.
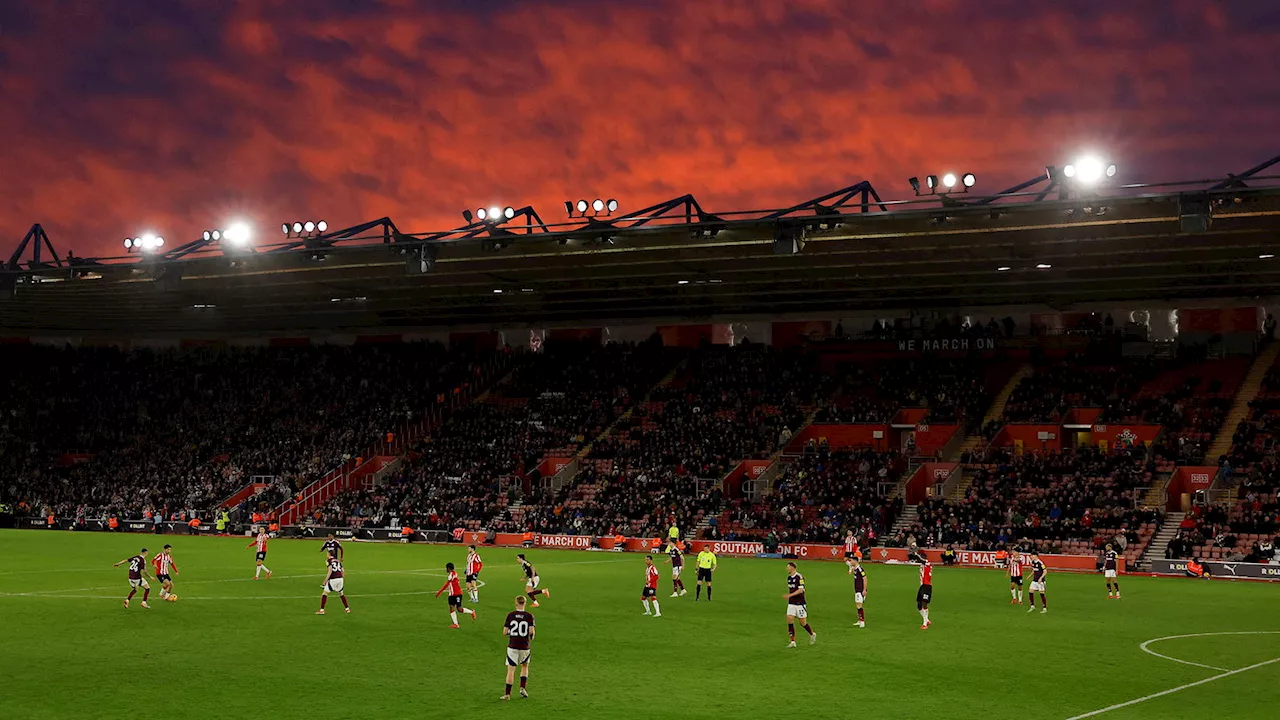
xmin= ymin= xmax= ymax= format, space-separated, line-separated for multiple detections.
xmin=255 ymin=565 xmax=261 ymax=578
xmin=857 ymin=608 xmax=865 ymax=623
xmin=1018 ymin=590 xmax=1023 ymax=602
xmin=805 ymin=623 xmax=815 ymax=636
xmin=520 ymin=677 xmax=527 ymax=690
xmin=261 ymin=565 xmax=272 ymax=578
xmin=707 ymin=586 xmax=712 ymax=601
xmin=920 ymin=609 xmax=929 ymax=624
xmin=1040 ymin=594 xmax=1048 ymax=609
xmin=651 ymin=600 xmax=661 ymax=617
xmin=695 ymin=585 xmax=701 ymax=600
xmin=450 ymin=611 xmax=458 ymax=625
xmin=642 ymin=599 xmax=651 ymax=614
xmin=340 ymin=596 xmax=349 ymax=609
xmin=528 ymin=589 xmax=542 ymax=598
xmin=127 ymin=589 xmax=137 ymax=601
xmin=320 ymin=596 xmax=328 ymax=609
xmin=142 ymin=588 xmax=150 ymax=602
xmin=788 ymin=623 xmax=795 ymax=642
xmin=504 ymin=684 xmax=512 ymax=698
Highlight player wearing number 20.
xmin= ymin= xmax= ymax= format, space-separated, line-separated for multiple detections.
xmin=501 ymin=596 xmax=536 ymax=701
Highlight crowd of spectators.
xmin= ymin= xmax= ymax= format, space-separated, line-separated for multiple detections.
xmin=1001 ymin=360 xmax=1148 ymax=423
xmin=817 ymin=359 xmax=998 ymax=427
xmin=716 ymin=447 xmax=904 ymax=544
xmin=591 ymin=345 xmax=829 ymax=479
xmin=1 ymin=343 xmax=498 ymax=521
xmin=892 ymin=447 xmax=1159 ymax=562
xmin=315 ymin=339 xmax=677 ymax=530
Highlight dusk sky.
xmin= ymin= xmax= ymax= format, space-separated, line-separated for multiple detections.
xmin=1 ymin=0 xmax=1277 ymax=259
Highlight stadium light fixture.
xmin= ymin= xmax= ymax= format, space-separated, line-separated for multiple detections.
xmin=1063 ymin=155 xmax=1117 ymax=186
xmin=283 ymin=220 xmax=328 ymax=239
xmin=487 ymin=206 xmax=501 ymax=222
xmin=912 ymin=172 xmax=975 ymax=196
xmin=567 ymin=198 xmax=619 ymax=218
xmin=1260 ymin=254 xmax=1275 ymax=259
xmin=997 ymin=266 xmax=1011 ymax=271
xmin=124 ymin=234 xmax=165 ymax=253
xmin=503 ymin=206 xmax=515 ymax=219
xmin=1036 ymin=263 xmax=1052 ymax=269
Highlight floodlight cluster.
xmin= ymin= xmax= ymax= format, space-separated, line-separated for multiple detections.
xmin=908 ymin=173 xmax=977 ymax=195
xmin=565 ymin=198 xmax=618 ymax=217
xmin=282 ymin=220 xmax=329 ymax=238
xmin=123 ymin=234 xmax=164 ymax=252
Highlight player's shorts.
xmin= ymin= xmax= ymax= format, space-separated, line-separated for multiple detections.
xmin=1103 ymin=569 xmax=1117 ymax=579
xmin=671 ymin=565 xmax=682 ymax=578
xmin=786 ymin=603 xmax=808 ymax=619
xmin=325 ymin=578 xmax=345 ymax=594
xmin=526 ymin=575 xmax=540 ymax=589
xmin=642 ymin=586 xmax=657 ymax=598
xmin=465 ymin=573 xmax=478 ymax=583
xmin=506 ymin=647 xmax=532 ymax=666
xmin=448 ymin=594 xmax=463 ymax=609
xmin=696 ymin=568 xmax=712 ymax=582
xmin=256 ymin=551 xmax=267 ymax=562
xmin=854 ymin=592 xmax=866 ymax=604
xmin=844 ymin=551 xmax=856 ymax=559
xmin=129 ymin=578 xmax=150 ymax=589
xmin=1010 ymin=575 xmax=1023 ymax=586
xmin=916 ymin=584 xmax=932 ymax=605
xmin=1029 ymin=581 xmax=1046 ymax=593
xmin=156 ymin=573 xmax=171 ymax=583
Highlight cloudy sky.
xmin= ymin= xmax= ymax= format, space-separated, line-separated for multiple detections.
xmin=1 ymin=0 xmax=1276 ymax=258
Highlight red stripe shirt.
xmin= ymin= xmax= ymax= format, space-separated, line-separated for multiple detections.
xmin=919 ymin=562 xmax=933 ymax=585
xmin=646 ymin=565 xmax=659 ymax=589
xmin=255 ymin=534 xmax=268 ymax=552
xmin=466 ymin=553 xmax=482 ymax=576
xmin=444 ymin=571 xmax=462 ymax=597
xmin=1009 ymin=558 xmax=1023 ymax=577
xmin=152 ymin=552 xmax=176 ymax=576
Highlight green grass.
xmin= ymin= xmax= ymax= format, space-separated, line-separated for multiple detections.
xmin=1 ymin=530 xmax=1278 ymax=720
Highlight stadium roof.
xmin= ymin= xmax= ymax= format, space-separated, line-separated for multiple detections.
xmin=3 ymin=175 xmax=1280 ymax=335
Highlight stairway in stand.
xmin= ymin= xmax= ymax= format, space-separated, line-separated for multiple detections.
xmin=1204 ymin=342 xmax=1280 ymax=463
xmin=1139 ymin=472 xmax=1172 ymax=508
xmin=573 ymin=359 xmax=686 ymax=461
xmin=1141 ymin=511 xmax=1185 ymax=568
xmin=944 ymin=362 xmax=1032 ymax=465
xmin=886 ymin=505 xmax=919 ymax=540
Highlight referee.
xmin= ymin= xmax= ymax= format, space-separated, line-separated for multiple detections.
xmin=695 ymin=546 xmax=717 ymax=601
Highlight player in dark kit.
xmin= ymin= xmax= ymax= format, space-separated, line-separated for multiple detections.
xmin=783 ymin=562 xmax=816 ymax=648
xmin=316 ymin=551 xmax=351 ymax=615
xmin=851 ymin=559 xmax=868 ymax=627
xmin=321 ymin=534 xmax=344 ymax=561
xmin=516 ymin=554 xmax=550 ymax=607
xmin=1102 ymin=544 xmax=1120 ymax=599
xmin=501 ymin=596 xmax=536 ymax=700
xmin=1027 ymin=553 xmax=1048 ymax=613
xmin=665 ymin=541 xmax=687 ymax=597
xmin=916 ymin=557 xmax=933 ymax=630
xmin=114 ymin=548 xmax=152 ymax=609
xmin=435 ymin=562 xmax=477 ymax=627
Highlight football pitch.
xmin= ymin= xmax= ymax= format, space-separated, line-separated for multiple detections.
xmin=1 ymin=531 xmax=1277 ymax=720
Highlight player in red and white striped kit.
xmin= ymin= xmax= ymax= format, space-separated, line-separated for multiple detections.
xmin=641 ymin=555 xmax=662 ymax=618
xmin=435 ymin=562 xmax=477 ymax=628
xmin=1007 ymin=549 xmax=1024 ymax=605
xmin=843 ymin=531 xmax=861 ymax=574
xmin=152 ymin=544 xmax=179 ymax=601
xmin=465 ymin=545 xmax=484 ymax=603
xmin=245 ymin=530 xmax=272 ymax=579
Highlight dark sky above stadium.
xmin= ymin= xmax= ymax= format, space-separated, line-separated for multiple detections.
xmin=1 ymin=0 xmax=1277 ymax=258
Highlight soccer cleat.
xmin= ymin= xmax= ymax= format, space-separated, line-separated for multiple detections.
xmin=449 ymin=624 xmax=460 ymax=629
xmin=1041 ymin=608 xmax=1048 ymax=614
xmin=123 ymin=600 xmax=129 ymax=609
xmin=680 ymin=589 xmax=687 ymax=596
xmin=786 ymin=641 xmax=797 ymax=648
xmin=1115 ymin=595 xmax=1121 ymax=599
xmin=542 ymin=589 xmax=550 ymax=599
xmin=500 ymin=695 xmax=510 ymax=701
xmin=471 ymin=611 xmax=478 ymax=622
xmin=1027 ymin=606 xmax=1035 ymax=612
xmin=265 ymin=570 xmax=272 ymax=579
xmin=809 ymin=631 xmax=817 ymax=645
xmin=315 ymin=609 xmax=326 ymax=615
xmin=519 ymin=688 xmax=529 ymax=699
xmin=653 ymin=612 xmax=662 ymax=617
xmin=344 ymin=608 xmax=351 ymax=614
xmin=670 ymin=592 xmax=680 ymax=598
xmin=1010 ymin=598 xmax=1017 ymax=604
xmin=253 ymin=576 xmax=259 ymax=580
xmin=531 ymin=601 xmax=540 ymax=608
xmin=643 ymin=611 xmax=652 ymax=616
xmin=140 ymin=602 xmax=150 ymax=609
xmin=857 ymin=621 xmax=865 ymax=628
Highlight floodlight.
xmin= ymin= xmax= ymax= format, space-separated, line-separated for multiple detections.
xmin=962 ymin=173 xmax=977 ymax=188
xmin=124 ymin=238 xmax=133 ymax=249
xmin=224 ymin=223 xmax=250 ymax=246
xmin=503 ymin=206 xmax=515 ymax=219
xmin=997 ymin=266 xmax=1011 ymax=271
xmin=293 ymin=222 xmax=304 ymax=234
xmin=1036 ymin=263 xmax=1052 ymax=269
xmin=211 ymin=229 xmax=222 ymax=241
xmin=487 ymin=206 xmax=501 ymax=221
xmin=476 ymin=208 xmax=488 ymax=220
xmin=592 ymin=199 xmax=604 ymax=212
xmin=926 ymin=175 xmax=938 ymax=190
xmin=154 ymin=236 xmax=164 ymax=247
xmin=202 ymin=231 xmax=211 ymax=241
xmin=1063 ymin=164 xmax=1077 ymax=178
xmin=281 ymin=223 xmax=290 ymax=235
xmin=317 ymin=221 xmax=328 ymax=232
xmin=576 ymin=199 xmax=589 ymax=213
xmin=606 ymin=199 xmax=618 ymax=212
xmin=942 ymin=173 xmax=957 ymax=189
xmin=304 ymin=221 xmax=315 ymax=233
xmin=563 ymin=201 xmax=573 ymax=215
xmin=908 ymin=177 xmax=921 ymax=193
xmin=1105 ymin=164 xmax=1117 ymax=178
xmin=463 ymin=209 xmax=474 ymax=223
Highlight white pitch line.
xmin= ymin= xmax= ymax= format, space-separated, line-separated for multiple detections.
xmin=0 ymin=590 xmax=438 ymax=601
xmin=1064 ymin=631 xmax=1280 ymax=719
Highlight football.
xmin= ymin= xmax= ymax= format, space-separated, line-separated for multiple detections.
xmin=167 ymin=595 xmax=178 ymax=602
